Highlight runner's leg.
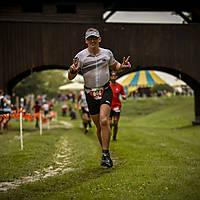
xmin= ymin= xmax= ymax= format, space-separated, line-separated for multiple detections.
xmin=100 ymin=104 xmax=111 ymax=150
xmin=109 ymin=110 xmax=113 ymax=130
xmin=82 ymin=113 xmax=89 ymax=133
xmin=113 ymin=117 xmax=119 ymax=140
xmin=109 ymin=118 xmax=113 ymax=129
xmin=91 ymin=114 xmax=102 ymax=147
xmin=88 ymin=113 xmax=92 ymax=128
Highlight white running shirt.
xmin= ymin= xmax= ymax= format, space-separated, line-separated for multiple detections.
xmin=80 ymin=90 xmax=88 ymax=107
xmin=75 ymin=47 xmax=115 ymax=88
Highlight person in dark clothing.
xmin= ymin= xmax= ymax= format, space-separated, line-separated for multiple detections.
xmin=33 ymin=101 xmax=41 ymax=128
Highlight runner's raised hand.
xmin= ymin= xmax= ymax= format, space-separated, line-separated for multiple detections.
xmin=70 ymin=57 xmax=80 ymax=74
xmin=120 ymin=56 xmax=131 ymax=69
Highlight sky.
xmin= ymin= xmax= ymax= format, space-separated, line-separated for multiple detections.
xmin=103 ymin=11 xmax=185 ymax=24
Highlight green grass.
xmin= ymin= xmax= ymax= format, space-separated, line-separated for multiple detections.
xmin=0 ymin=96 xmax=200 ymax=200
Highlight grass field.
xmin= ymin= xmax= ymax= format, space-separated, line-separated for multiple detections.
xmin=0 ymin=96 xmax=199 ymax=200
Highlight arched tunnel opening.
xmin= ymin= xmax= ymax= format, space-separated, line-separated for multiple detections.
xmin=7 ymin=65 xmax=68 ymax=94
xmin=6 ymin=64 xmax=200 ymax=125
xmin=118 ymin=65 xmax=200 ymax=125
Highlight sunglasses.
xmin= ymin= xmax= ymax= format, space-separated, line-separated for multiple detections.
xmin=86 ymin=36 xmax=99 ymax=40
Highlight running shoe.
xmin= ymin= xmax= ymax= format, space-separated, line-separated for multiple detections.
xmin=101 ymin=153 xmax=113 ymax=168
xmin=88 ymin=121 xmax=92 ymax=128
xmin=84 ymin=129 xmax=88 ymax=134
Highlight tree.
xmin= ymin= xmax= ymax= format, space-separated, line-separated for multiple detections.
xmin=13 ymin=70 xmax=70 ymax=98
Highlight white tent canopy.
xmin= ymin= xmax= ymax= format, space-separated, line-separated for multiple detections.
xmin=154 ymin=71 xmax=186 ymax=87
xmin=117 ymin=71 xmax=186 ymax=88
xmin=71 ymin=74 xmax=84 ymax=83
xmin=59 ymin=82 xmax=84 ymax=91
xmin=64 ymin=72 xmax=84 ymax=83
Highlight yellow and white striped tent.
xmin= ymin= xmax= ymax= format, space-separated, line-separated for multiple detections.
xmin=118 ymin=70 xmax=166 ymax=93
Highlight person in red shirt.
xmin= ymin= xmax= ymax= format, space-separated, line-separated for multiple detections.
xmin=33 ymin=100 xmax=41 ymax=128
xmin=109 ymin=71 xmax=126 ymax=141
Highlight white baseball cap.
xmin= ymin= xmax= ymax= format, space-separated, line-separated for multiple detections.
xmin=85 ymin=29 xmax=100 ymax=39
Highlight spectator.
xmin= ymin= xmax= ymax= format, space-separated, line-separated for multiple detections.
xmin=2 ymin=95 xmax=12 ymax=131
xmin=43 ymin=101 xmax=49 ymax=116
xmin=33 ymin=100 xmax=41 ymax=128
xmin=62 ymin=103 xmax=68 ymax=116
xmin=0 ymin=90 xmax=5 ymax=133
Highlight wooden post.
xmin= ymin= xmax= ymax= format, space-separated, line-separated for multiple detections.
xmin=20 ymin=112 xmax=23 ymax=150
xmin=193 ymin=89 xmax=200 ymax=125
xmin=40 ymin=112 xmax=42 ymax=135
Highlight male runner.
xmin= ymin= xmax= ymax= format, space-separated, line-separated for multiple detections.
xmin=68 ymin=27 xmax=131 ymax=168
xmin=109 ymin=71 xmax=126 ymax=141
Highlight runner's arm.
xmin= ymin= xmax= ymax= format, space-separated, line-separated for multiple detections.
xmin=121 ymin=95 xmax=127 ymax=100
xmin=121 ymin=85 xmax=127 ymax=100
xmin=110 ymin=56 xmax=131 ymax=72
xmin=68 ymin=64 xmax=80 ymax=80
xmin=68 ymin=57 xmax=80 ymax=80
xmin=109 ymin=61 xmax=123 ymax=72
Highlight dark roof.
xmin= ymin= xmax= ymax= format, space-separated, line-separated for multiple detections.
xmin=0 ymin=1 xmax=199 ymax=23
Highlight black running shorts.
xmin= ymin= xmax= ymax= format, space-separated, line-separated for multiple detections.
xmin=81 ymin=107 xmax=90 ymax=117
xmin=109 ymin=109 xmax=120 ymax=119
xmin=85 ymin=85 xmax=113 ymax=115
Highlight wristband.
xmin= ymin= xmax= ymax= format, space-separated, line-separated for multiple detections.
xmin=70 ymin=67 xmax=77 ymax=74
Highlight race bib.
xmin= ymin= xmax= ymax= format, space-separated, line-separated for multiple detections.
xmin=113 ymin=106 xmax=120 ymax=112
xmin=90 ymin=88 xmax=104 ymax=100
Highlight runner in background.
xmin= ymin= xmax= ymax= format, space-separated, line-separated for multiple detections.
xmin=43 ymin=101 xmax=49 ymax=116
xmin=76 ymin=89 xmax=92 ymax=134
xmin=109 ymin=71 xmax=127 ymax=141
